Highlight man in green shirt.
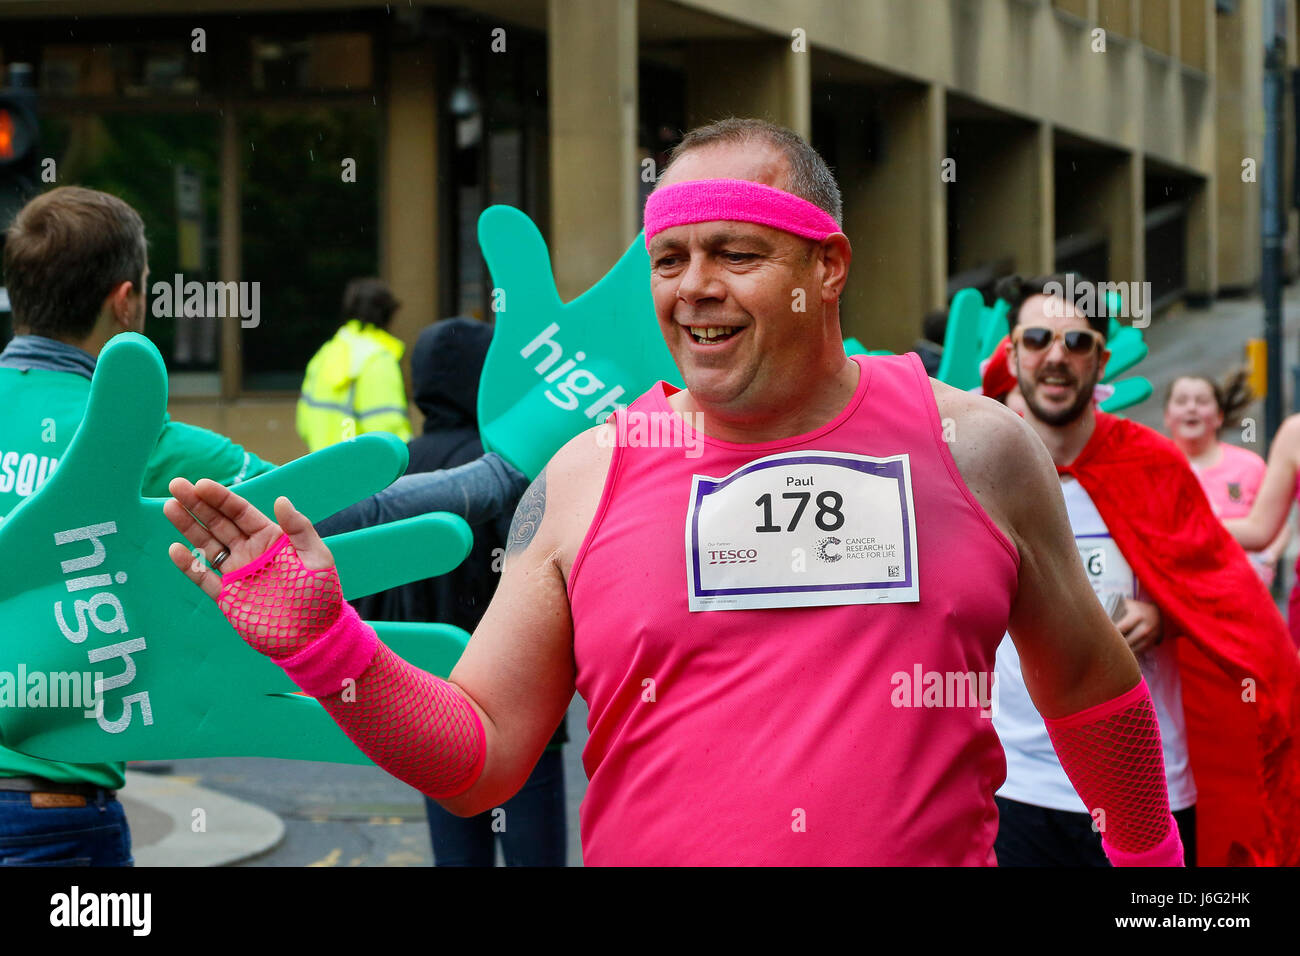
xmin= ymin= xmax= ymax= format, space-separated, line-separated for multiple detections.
xmin=0 ymin=186 xmax=275 ymax=865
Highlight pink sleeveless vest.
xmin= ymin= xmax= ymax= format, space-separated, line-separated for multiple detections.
xmin=568 ymin=353 xmax=1019 ymax=864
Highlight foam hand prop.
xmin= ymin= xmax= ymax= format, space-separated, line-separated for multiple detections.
xmin=1101 ymin=376 xmax=1153 ymax=411
xmin=1102 ymin=317 xmax=1149 ymax=380
xmin=1092 ymin=295 xmax=1152 ymax=410
xmin=1096 ymin=319 xmax=1153 ymax=412
xmin=476 ymin=206 xmax=682 ymax=479
xmin=0 ymin=333 xmax=473 ymax=765
xmin=936 ymin=288 xmax=989 ymax=391
xmin=977 ymin=298 xmax=1011 ymax=360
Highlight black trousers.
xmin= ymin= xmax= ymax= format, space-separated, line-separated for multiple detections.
xmin=994 ymin=795 xmax=1197 ymax=867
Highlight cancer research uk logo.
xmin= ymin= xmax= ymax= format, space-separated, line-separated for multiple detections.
xmin=815 ymin=535 xmax=896 ymax=564
xmin=814 ymin=536 xmax=842 ymax=562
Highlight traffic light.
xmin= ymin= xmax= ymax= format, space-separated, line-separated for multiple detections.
xmin=0 ymin=64 xmax=37 ymax=344
xmin=0 ymin=63 xmax=39 ymax=235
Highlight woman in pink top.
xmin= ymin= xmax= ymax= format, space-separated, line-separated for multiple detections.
xmin=1226 ymin=404 xmax=1300 ymax=648
xmin=1164 ymin=372 xmax=1288 ymax=588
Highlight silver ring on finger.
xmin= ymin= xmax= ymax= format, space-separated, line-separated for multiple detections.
xmin=213 ymin=548 xmax=231 ymax=569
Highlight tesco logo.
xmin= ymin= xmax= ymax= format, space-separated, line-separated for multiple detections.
xmin=707 ymin=549 xmax=758 ymax=565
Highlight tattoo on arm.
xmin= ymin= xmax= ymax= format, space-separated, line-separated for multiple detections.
xmin=506 ymin=468 xmax=547 ymax=557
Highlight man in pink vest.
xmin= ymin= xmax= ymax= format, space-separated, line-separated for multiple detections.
xmin=162 ymin=119 xmax=1183 ymax=866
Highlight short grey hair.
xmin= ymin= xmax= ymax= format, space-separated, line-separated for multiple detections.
xmin=664 ymin=117 xmax=843 ymax=225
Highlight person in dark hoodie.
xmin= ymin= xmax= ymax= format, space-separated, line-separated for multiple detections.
xmin=352 ymin=317 xmax=568 ymax=867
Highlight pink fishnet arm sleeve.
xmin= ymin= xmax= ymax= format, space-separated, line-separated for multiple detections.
xmin=1043 ymin=678 xmax=1184 ymax=867
xmin=318 ymin=642 xmax=487 ymax=799
xmin=217 ymin=535 xmax=487 ymax=799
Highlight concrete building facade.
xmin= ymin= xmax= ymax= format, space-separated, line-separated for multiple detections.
xmin=0 ymin=0 xmax=1290 ymax=465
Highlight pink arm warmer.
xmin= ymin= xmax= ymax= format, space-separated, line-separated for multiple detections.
xmin=217 ymin=535 xmax=487 ymax=799
xmin=1044 ymin=678 xmax=1184 ymax=867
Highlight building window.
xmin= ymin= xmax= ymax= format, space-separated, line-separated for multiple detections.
xmin=41 ymin=112 xmax=223 ymax=376
xmin=10 ymin=15 xmax=386 ymax=394
xmin=240 ymin=104 xmax=381 ymax=391
xmin=247 ymin=31 xmax=374 ymax=93
xmin=441 ymin=21 xmax=548 ymax=322
xmin=40 ymin=39 xmax=210 ymax=99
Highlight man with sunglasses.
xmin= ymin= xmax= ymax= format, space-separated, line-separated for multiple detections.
xmin=985 ymin=273 xmax=1300 ymax=867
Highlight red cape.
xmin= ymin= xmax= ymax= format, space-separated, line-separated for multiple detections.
xmin=980 ymin=335 xmax=1016 ymax=400
xmin=1059 ymin=412 xmax=1300 ymax=866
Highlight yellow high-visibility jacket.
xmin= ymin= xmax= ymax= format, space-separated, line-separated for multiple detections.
xmin=297 ymin=319 xmax=412 ymax=452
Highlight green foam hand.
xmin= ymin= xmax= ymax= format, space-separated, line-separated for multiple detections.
xmin=936 ymin=289 xmax=991 ymax=391
xmin=1102 ymin=318 xmax=1149 ymax=380
xmin=476 ymin=206 xmax=682 ymax=479
xmin=843 ymin=337 xmax=893 ymax=358
xmin=475 ymin=206 xmax=898 ymax=476
xmin=0 ymin=333 xmax=474 ymax=765
xmin=1097 ymin=317 xmax=1153 ymax=412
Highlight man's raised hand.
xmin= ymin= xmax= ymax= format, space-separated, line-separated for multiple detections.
xmin=164 ymin=477 xmax=333 ymax=601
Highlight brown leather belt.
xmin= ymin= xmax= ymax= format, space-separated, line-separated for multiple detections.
xmin=0 ymin=776 xmax=116 ymax=799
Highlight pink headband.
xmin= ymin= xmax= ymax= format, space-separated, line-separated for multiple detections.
xmin=643 ymin=178 xmax=841 ymax=247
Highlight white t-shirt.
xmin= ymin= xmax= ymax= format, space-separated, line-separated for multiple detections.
xmin=992 ymin=477 xmax=1197 ymax=812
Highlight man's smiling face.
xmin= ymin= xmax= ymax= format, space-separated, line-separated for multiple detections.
xmin=647 ymin=142 xmax=828 ymax=411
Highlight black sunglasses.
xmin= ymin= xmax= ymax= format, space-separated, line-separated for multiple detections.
xmin=1014 ymin=326 xmax=1106 ymax=355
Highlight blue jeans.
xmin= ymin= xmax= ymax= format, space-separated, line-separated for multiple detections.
xmin=316 ymin=452 xmax=531 ymax=543
xmin=427 ymin=748 xmax=567 ymax=867
xmin=0 ymin=790 xmax=133 ymax=866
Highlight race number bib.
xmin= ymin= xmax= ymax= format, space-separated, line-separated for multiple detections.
xmin=685 ymin=451 xmax=919 ymax=611
xmin=1075 ymin=534 xmax=1137 ymax=602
